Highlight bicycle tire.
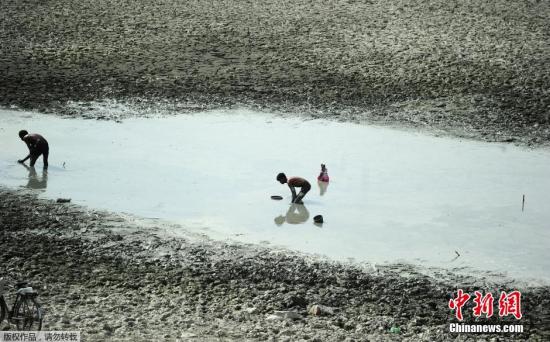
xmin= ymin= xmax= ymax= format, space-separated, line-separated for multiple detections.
xmin=0 ymin=296 xmax=7 ymax=324
xmin=12 ymin=295 xmax=43 ymax=331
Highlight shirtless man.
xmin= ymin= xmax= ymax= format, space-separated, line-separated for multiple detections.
xmin=276 ymin=173 xmax=311 ymax=204
xmin=17 ymin=130 xmax=49 ymax=169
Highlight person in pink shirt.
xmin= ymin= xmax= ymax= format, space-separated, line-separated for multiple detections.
xmin=317 ymin=163 xmax=329 ymax=182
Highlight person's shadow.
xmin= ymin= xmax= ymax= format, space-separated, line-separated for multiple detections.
xmin=22 ymin=164 xmax=48 ymax=190
xmin=274 ymin=204 xmax=310 ymax=226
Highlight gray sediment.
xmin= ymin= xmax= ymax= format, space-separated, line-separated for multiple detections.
xmin=1 ymin=0 xmax=550 ymax=146
xmin=2 ymin=0 xmax=550 ymax=340
xmin=1 ymin=188 xmax=549 ymax=340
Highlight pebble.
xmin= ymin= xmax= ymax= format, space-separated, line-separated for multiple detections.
xmin=245 ymin=307 xmax=257 ymax=314
xmin=308 ymin=304 xmax=335 ymax=316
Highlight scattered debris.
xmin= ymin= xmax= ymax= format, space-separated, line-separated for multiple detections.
xmin=451 ymin=250 xmax=461 ymax=262
xmin=308 ymin=304 xmax=336 ymax=316
xmin=389 ymin=326 xmax=401 ymax=334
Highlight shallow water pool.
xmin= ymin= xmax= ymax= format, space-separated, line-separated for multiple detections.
xmin=1 ymin=109 xmax=549 ymax=283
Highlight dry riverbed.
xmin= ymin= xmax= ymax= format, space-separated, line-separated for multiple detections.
xmin=1 ymin=188 xmax=549 ymax=341
xmin=2 ymin=0 xmax=550 ymax=146
xmin=2 ymin=0 xmax=550 ymax=340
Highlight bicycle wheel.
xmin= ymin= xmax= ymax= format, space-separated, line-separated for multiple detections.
xmin=0 ymin=296 xmax=7 ymax=324
xmin=12 ymin=295 xmax=43 ymax=331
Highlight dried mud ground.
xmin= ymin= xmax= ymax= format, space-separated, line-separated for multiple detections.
xmin=1 ymin=0 xmax=550 ymax=145
xmin=2 ymin=0 xmax=550 ymax=341
xmin=1 ymin=188 xmax=550 ymax=341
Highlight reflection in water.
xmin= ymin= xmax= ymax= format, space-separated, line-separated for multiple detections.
xmin=318 ymin=180 xmax=329 ymax=196
xmin=23 ymin=165 xmax=48 ymax=189
xmin=274 ymin=204 xmax=310 ymax=226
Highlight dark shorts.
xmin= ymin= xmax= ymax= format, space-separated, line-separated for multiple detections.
xmin=31 ymin=142 xmax=49 ymax=157
xmin=298 ymin=183 xmax=311 ymax=195
xmin=30 ymin=142 xmax=49 ymax=166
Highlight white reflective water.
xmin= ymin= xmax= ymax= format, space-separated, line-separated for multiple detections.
xmin=1 ymin=109 xmax=549 ymax=283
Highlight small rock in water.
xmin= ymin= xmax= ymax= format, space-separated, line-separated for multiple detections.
xmin=313 ymin=215 xmax=323 ymax=224
xmin=56 ymin=198 xmax=71 ymax=203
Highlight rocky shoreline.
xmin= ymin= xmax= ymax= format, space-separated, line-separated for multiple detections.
xmin=1 ymin=188 xmax=549 ymax=341
xmin=2 ymin=0 xmax=550 ymax=146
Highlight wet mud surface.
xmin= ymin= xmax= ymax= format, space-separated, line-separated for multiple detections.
xmin=1 ymin=188 xmax=549 ymax=341
xmin=1 ymin=0 xmax=550 ymax=146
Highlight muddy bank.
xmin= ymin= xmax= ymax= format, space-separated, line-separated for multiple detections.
xmin=2 ymin=0 xmax=550 ymax=146
xmin=1 ymin=188 xmax=549 ymax=341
